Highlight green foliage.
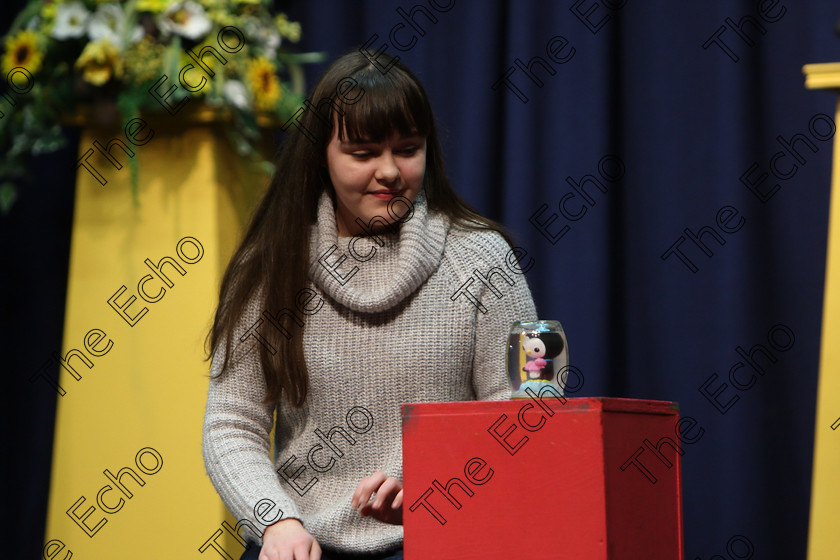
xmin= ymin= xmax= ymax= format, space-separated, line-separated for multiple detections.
xmin=0 ymin=0 xmax=326 ymax=214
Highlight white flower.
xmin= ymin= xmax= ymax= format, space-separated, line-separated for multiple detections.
xmin=261 ymin=29 xmax=280 ymax=58
xmin=157 ymin=1 xmax=212 ymax=41
xmin=87 ymin=3 xmax=143 ymax=49
xmin=223 ymin=80 xmax=250 ymax=111
xmin=240 ymin=16 xmax=281 ymax=57
xmin=51 ymin=2 xmax=90 ymax=40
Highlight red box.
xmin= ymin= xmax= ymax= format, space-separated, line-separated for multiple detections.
xmin=402 ymin=397 xmax=683 ymax=559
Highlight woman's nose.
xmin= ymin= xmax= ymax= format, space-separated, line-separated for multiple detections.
xmin=375 ymin=152 xmax=400 ymax=184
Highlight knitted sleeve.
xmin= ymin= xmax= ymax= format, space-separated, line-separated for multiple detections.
xmin=202 ymin=295 xmax=302 ymax=545
xmin=448 ymin=227 xmax=539 ymax=401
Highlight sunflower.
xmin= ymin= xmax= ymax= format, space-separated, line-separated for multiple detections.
xmin=2 ymin=30 xmax=45 ymax=76
xmin=74 ymin=39 xmax=124 ymax=86
xmin=247 ymin=56 xmax=282 ymax=112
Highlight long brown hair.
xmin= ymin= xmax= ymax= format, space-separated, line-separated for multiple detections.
xmin=207 ymin=49 xmax=514 ymax=407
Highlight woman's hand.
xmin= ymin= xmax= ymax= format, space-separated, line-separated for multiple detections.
xmin=259 ymin=518 xmax=321 ymax=560
xmin=351 ymin=470 xmax=404 ymax=525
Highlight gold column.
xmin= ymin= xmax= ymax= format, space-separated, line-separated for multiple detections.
xmin=43 ymin=109 xmax=272 ymax=559
xmin=803 ymin=62 xmax=840 ymax=560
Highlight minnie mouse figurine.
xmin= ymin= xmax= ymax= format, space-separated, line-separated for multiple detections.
xmin=507 ymin=321 xmax=568 ymax=398
xmin=522 ymin=331 xmax=565 ymax=382
xmin=522 ymin=335 xmax=549 ymax=379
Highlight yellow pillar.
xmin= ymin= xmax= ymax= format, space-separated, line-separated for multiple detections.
xmin=804 ymin=62 xmax=840 ymax=560
xmin=43 ymin=108 xmax=272 ymax=559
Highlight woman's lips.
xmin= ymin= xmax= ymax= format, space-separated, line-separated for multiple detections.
xmin=369 ymin=189 xmax=405 ymax=200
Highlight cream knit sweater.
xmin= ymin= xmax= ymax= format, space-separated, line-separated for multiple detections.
xmin=202 ymin=188 xmax=538 ymax=554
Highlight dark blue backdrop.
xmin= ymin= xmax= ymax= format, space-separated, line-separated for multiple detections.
xmin=280 ymin=1 xmax=837 ymax=557
xmin=4 ymin=1 xmax=837 ymax=558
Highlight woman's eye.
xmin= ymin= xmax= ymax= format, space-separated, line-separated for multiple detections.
xmin=351 ymin=152 xmax=372 ymax=159
xmin=399 ymin=146 xmax=418 ymax=155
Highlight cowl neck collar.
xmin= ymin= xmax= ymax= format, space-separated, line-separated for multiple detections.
xmin=308 ymin=188 xmax=450 ymax=313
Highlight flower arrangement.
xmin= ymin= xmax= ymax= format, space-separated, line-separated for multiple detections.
xmin=0 ymin=0 xmax=324 ymax=212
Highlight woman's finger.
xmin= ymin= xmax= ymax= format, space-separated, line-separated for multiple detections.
xmin=309 ymin=540 xmax=321 ymax=560
xmin=352 ymin=471 xmax=387 ymax=508
xmin=392 ymin=488 xmax=404 ymax=509
xmin=372 ymin=477 xmax=400 ymax=509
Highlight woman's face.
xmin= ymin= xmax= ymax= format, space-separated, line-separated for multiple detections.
xmin=325 ymin=124 xmax=427 ymax=237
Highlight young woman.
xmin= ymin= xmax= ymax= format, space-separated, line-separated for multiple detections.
xmin=203 ymin=50 xmax=537 ymax=560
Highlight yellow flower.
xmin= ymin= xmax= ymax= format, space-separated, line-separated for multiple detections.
xmin=247 ymin=56 xmax=281 ymax=112
xmin=2 ymin=30 xmax=45 ymax=76
xmin=207 ymin=8 xmax=236 ymax=27
xmin=40 ymin=2 xmax=57 ymax=20
xmin=75 ymin=39 xmax=124 ymax=86
xmin=123 ymin=36 xmax=165 ymax=85
xmin=275 ymin=14 xmax=301 ymax=43
xmin=137 ymin=0 xmax=172 ymax=13
xmin=284 ymin=21 xmax=301 ymax=43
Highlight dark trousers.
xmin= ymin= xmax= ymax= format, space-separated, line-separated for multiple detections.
xmin=239 ymin=542 xmax=403 ymax=560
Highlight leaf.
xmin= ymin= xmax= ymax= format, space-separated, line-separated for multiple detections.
xmin=255 ymin=159 xmax=274 ymax=176
xmin=9 ymin=133 xmax=35 ymax=159
xmin=225 ymin=128 xmax=255 ymax=157
xmin=274 ymin=51 xmax=329 ymax=64
xmin=116 ymin=90 xmax=142 ymax=207
xmin=235 ymin=108 xmax=260 ymax=140
xmin=0 ymin=181 xmax=19 ymax=214
xmin=0 ymin=156 xmax=26 ymax=179
xmin=4 ymin=1 xmax=44 ymax=36
xmin=32 ymin=124 xmax=67 ymax=154
xmin=164 ymin=37 xmax=183 ymax=86
xmin=285 ymin=63 xmax=305 ymax=97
